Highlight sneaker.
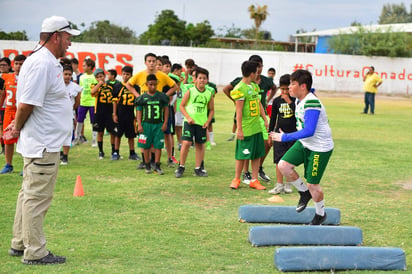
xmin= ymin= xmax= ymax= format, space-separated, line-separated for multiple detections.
xmin=226 ymin=135 xmax=235 ymax=141
xmin=22 ymin=251 xmax=66 ymax=265
xmin=296 ymin=190 xmax=312 ymax=213
xmin=310 ymin=213 xmax=327 ymax=225
xmin=128 ymin=154 xmax=141 ymax=161
xmin=258 ymin=167 xmax=271 ymax=182
xmin=111 ymin=152 xmax=120 ymax=161
xmin=193 ymin=168 xmax=208 ymax=177
xmin=211 ymin=141 xmax=216 ymax=146
xmin=249 ymin=179 xmax=266 ymax=190
xmin=91 ymin=141 xmax=97 ymax=147
xmin=145 ymin=163 xmax=152 ymax=174
xmin=72 ymin=138 xmax=80 ymax=145
xmin=137 ymin=162 xmax=146 ymax=170
xmin=206 ymin=141 xmax=211 ymax=151
xmin=171 ymin=156 xmax=179 ymax=164
xmin=175 ymin=165 xmax=185 ymax=178
xmin=230 ymin=178 xmax=241 ymax=189
xmin=60 ymin=151 xmax=64 ymax=160
xmin=242 ymin=171 xmax=252 ymax=185
xmin=268 ymin=184 xmax=284 ymax=195
xmin=154 ymin=163 xmax=164 ymax=175
xmin=98 ymin=152 xmax=105 ymax=160
xmin=9 ymin=248 xmax=24 ymax=257
xmin=284 ymin=183 xmax=293 ymax=193
xmin=167 ymin=158 xmax=176 ymax=168
xmin=60 ymin=158 xmax=68 ymax=165
xmin=0 ymin=164 xmax=13 ymax=174
xmin=79 ymin=135 xmax=87 ymax=144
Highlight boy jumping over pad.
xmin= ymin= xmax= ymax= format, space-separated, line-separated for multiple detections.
xmin=270 ymin=69 xmax=334 ymax=225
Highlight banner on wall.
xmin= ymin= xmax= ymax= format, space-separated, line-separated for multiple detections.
xmin=1 ymin=40 xmax=411 ymax=95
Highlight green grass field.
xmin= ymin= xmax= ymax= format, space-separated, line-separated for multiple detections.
xmin=0 ymin=92 xmax=411 ymax=273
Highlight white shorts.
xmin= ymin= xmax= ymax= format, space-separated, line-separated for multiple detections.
xmin=175 ymin=111 xmax=184 ymax=127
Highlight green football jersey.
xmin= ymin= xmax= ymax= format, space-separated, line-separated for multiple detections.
xmin=136 ymin=91 xmax=169 ymax=123
xmin=184 ymin=86 xmax=213 ymax=126
xmin=230 ymin=81 xmax=262 ymax=137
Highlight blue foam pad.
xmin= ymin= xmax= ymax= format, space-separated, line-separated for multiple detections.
xmin=249 ymin=225 xmax=362 ymax=246
xmin=239 ymin=205 xmax=340 ymax=225
xmin=275 ymin=246 xmax=406 ymax=271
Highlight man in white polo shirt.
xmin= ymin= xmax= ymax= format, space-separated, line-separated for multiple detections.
xmin=4 ymin=16 xmax=80 ymax=265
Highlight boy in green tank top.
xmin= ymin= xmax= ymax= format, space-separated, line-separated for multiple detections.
xmin=229 ymin=61 xmax=268 ymax=190
xmin=175 ymin=67 xmax=214 ymax=178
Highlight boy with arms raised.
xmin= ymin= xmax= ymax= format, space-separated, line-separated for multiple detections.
xmin=271 ymin=69 xmax=334 ymax=225
xmin=135 ymin=74 xmax=169 ymax=174
xmin=229 ymin=61 xmax=268 ymax=190
xmin=175 ymin=67 xmax=214 ymax=178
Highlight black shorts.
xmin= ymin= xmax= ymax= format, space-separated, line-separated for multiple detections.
xmin=182 ymin=122 xmax=207 ymax=144
xmin=273 ymin=140 xmax=296 ymax=164
xmin=93 ymin=111 xmax=115 ymax=133
xmin=114 ymin=108 xmax=136 ymax=138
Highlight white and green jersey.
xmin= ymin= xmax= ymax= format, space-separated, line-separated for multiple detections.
xmin=230 ymin=81 xmax=261 ymax=137
xmin=295 ymin=93 xmax=334 ymax=152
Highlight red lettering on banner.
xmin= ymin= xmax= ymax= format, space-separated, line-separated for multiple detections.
xmin=97 ymin=52 xmax=114 ymax=71
xmin=353 ymin=71 xmax=360 ymax=78
xmin=408 ymin=74 xmax=412 ymax=80
xmin=115 ymin=54 xmax=133 ymax=74
xmin=66 ymin=52 xmax=75 ymax=59
xmin=78 ymin=52 xmax=96 ymax=72
xmin=399 ymin=69 xmax=405 ymax=80
xmin=381 ymin=72 xmax=388 ymax=79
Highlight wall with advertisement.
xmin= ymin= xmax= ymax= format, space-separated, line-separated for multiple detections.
xmin=1 ymin=40 xmax=411 ymax=95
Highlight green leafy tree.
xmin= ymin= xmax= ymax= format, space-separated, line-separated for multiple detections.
xmin=241 ymin=27 xmax=272 ymax=40
xmin=328 ymin=26 xmax=412 ymax=57
xmin=379 ymin=3 xmax=412 ymax=24
xmin=216 ymin=24 xmax=243 ymax=38
xmin=73 ymin=20 xmax=138 ymax=44
xmin=139 ymin=10 xmax=187 ymax=45
xmin=0 ymin=30 xmax=28 ymax=40
xmin=186 ymin=20 xmax=214 ymax=45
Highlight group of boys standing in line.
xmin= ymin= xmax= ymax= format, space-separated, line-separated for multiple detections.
xmin=1 ymin=49 xmax=334 ymax=226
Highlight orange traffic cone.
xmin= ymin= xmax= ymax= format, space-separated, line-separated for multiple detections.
xmin=73 ymin=175 xmax=84 ymax=197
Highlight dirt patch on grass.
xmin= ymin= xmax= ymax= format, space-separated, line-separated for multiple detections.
xmin=397 ymin=181 xmax=412 ymax=190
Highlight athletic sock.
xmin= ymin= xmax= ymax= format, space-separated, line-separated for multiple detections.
xmin=151 ymin=152 xmax=155 ymax=163
xmin=98 ymin=141 xmax=103 ymax=152
xmin=111 ymin=144 xmax=115 ymax=154
xmin=141 ymin=153 xmax=145 ymax=162
xmin=289 ymin=177 xmax=309 ymax=192
xmin=130 ymin=149 xmax=135 ymax=156
xmin=209 ymin=132 xmax=214 ymax=143
xmin=75 ymin=122 xmax=83 ymax=139
xmin=92 ymin=131 xmax=97 ymax=142
xmin=315 ymin=200 xmax=325 ymax=216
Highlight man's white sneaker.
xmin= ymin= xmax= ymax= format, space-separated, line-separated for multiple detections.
xmin=284 ymin=183 xmax=293 ymax=193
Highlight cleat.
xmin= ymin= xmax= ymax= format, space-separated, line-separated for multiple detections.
xmin=137 ymin=162 xmax=145 ymax=170
xmin=98 ymin=152 xmax=105 ymax=160
xmin=226 ymin=135 xmax=235 ymax=141
xmin=175 ymin=165 xmax=185 ymax=178
xmin=153 ymin=163 xmax=164 ymax=175
xmin=310 ymin=213 xmax=327 ymax=225
xmin=230 ymin=178 xmax=241 ymax=189
xmin=206 ymin=141 xmax=211 ymax=151
xmin=242 ymin=171 xmax=252 ymax=185
xmin=193 ymin=168 xmax=208 ymax=177
xmin=145 ymin=163 xmax=152 ymax=174
xmin=211 ymin=141 xmax=216 ymax=146
xmin=171 ymin=156 xmax=179 ymax=164
xmin=79 ymin=135 xmax=87 ymax=144
xmin=200 ymin=161 xmax=207 ymax=173
xmin=128 ymin=154 xmax=141 ymax=161
xmin=249 ymin=179 xmax=266 ymax=190
xmin=22 ymin=251 xmax=65 ymax=265
xmin=0 ymin=164 xmax=13 ymax=174
xmin=284 ymin=183 xmax=293 ymax=193
xmin=296 ymin=190 xmax=312 ymax=213
xmin=111 ymin=152 xmax=120 ymax=161
xmin=167 ymin=158 xmax=176 ymax=168
xmin=9 ymin=248 xmax=24 ymax=257
xmin=268 ymin=184 xmax=284 ymax=195
xmin=258 ymin=167 xmax=271 ymax=182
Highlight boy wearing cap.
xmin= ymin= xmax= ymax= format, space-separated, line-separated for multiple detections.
xmin=90 ymin=68 xmax=116 ymax=159
xmin=6 ymin=15 xmax=80 ymax=265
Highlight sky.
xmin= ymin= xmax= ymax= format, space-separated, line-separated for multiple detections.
xmin=0 ymin=0 xmax=406 ymax=41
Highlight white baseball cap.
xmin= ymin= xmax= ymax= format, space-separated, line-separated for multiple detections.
xmin=41 ymin=16 xmax=80 ymax=36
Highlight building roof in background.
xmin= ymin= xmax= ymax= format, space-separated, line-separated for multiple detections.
xmin=293 ymin=23 xmax=412 ymax=37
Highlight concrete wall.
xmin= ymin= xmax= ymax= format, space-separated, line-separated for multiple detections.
xmin=1 ymin=40 xmax=411 ymax=95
